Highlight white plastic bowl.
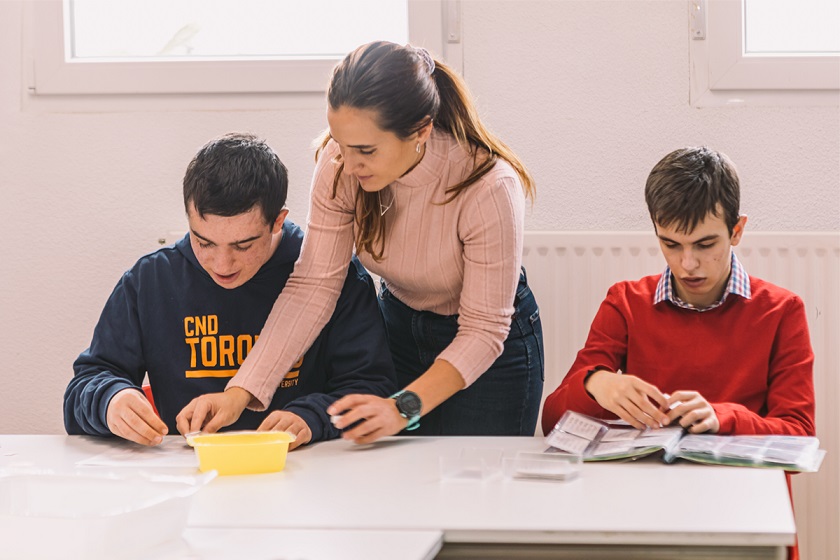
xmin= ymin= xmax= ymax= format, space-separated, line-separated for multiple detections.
xmin=0 ymin=470 xmax=215 ymax=560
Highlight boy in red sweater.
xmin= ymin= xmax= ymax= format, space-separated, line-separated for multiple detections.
xmin=542 ymin=147 xmax=815 ymax=559
xmin=541 ymin=147 xmax=815 ymax=438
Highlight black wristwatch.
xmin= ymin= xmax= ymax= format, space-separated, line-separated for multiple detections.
xmin=390 ymin=390 xmax=422 ymax=431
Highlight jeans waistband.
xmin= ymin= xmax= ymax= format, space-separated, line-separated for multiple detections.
xmin=382 ymin=266 xmax=531 ymax=315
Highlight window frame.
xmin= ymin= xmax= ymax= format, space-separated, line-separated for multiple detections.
xmin=689 ymin=0 xmax=840 ymax=107
xmin=24 ymin=0 xmax=449 ymax=95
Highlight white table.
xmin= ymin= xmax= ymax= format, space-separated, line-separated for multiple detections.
xmin=0 ymin=435 xmax=794 ymax=559
xmin=160 ymin=528 xmax=443 ymax=560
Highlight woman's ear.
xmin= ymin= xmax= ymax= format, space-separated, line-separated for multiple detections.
xmin=416 ymin=117 xmax=434 ymax=144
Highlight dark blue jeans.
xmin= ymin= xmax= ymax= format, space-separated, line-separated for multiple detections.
xmin=378 ymin=268 xmax=544 ymax=436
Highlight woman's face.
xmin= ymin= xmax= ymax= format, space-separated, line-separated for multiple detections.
xmin=327 ymin=105 xmax=427 ymax=192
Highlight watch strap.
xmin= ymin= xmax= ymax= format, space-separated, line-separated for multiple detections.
xmin=390 ymin=390 xmax=421 ymax=431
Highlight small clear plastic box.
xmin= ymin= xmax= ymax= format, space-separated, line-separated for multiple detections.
xmin=439 ymin=447 xmax=504 ymax=481
xmin=503 ymin=451 xmax=581 ymax=481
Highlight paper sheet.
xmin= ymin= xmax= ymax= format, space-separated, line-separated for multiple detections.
xmin=76 ymin=438 xmax=198 ymax=468
xmin=545 ymin=432 xmax=591 ymax=455
xmin=591 ymin=441 xmax=634 ymax=456
xmin=601 ymin=428 xmax=640 ymax=442
xmin=558 ymin=414 xmax=604 ymax=440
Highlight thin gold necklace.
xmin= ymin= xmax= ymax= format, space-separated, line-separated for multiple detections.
xmin=378 ymin=188 xmax=395 ymax=216
xmin=379 ymin=144 xmax=424 ymax=216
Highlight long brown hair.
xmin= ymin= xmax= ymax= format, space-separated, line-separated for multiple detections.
xmin=316 ymin=41 xmax=535 ymax=261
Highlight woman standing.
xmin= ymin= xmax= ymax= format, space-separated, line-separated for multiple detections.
xmin=177 ymin=41 xmax=543 ymax=442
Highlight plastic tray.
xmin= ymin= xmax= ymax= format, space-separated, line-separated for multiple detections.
xmin=0 ymin=470 xmax=215 ymax=559
xmin=503 ymin=451 xmax=581 ymax=481
xmin=187 ymin=431 xmax=295 ymax=476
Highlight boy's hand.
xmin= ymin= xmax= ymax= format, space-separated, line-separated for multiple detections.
xmin=666 ymin=391 xmax=720 ymax=433
xmin=175 ymin=387 xmax=252 ymax=436
xmin=106 ymin=388 xmax=168 ymax=446
xmin=585 ymin=370 xmax=670 ymax=429
xmin=257 ymin=411 xmax=311 ymax=450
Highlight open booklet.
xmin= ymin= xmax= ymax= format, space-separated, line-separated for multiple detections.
xmin=545 ymin=411 xmax=825 ymax=472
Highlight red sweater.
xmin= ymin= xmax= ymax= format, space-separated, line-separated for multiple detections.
xmin=541 ymin=275 xmax=815 ymax=437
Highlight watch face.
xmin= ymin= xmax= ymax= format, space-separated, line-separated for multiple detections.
xmin=396 ymin=391 xmax=422 ymax=417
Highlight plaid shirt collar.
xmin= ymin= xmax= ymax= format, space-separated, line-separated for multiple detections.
xmin=654 ymin=252 xmax=750 ymax=312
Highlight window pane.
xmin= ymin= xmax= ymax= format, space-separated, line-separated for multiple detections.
xmin=68 ymin=0 xmax=408 ymax=60
xmin=744 ymin=0 xmax=840 ymax=55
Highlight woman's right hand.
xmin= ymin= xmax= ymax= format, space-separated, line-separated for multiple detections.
xmin=327 ymin=394 xmax=409 ymax=444
xmin=175 ymin=387 xmax=253 ymax=435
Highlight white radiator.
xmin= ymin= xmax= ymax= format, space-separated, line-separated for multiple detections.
xmin=523 ymin=231 xmax=840 ymax=560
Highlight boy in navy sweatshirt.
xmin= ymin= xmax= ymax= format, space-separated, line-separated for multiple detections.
xmin=65 ymin=133 xmax=396 ymax=449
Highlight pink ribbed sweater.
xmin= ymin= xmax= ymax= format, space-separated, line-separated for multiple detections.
xmin=228 ymin=129 xmax=526 ymax=409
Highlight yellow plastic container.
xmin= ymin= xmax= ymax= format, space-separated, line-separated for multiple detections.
xmin=186 ymin=431 xmax=296 ymax=476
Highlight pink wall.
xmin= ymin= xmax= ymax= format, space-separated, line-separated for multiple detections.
xmin=1 ymin=0 xmax=837 ymax=436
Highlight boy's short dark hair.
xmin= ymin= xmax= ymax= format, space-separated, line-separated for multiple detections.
xmin=645 ymin=146 xmax=740 ymax=235
xmin=183 ymin=133 xmax=288 ymax=225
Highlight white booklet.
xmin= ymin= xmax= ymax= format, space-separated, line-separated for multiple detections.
xmin=546 ymin=411 xmax=684 ymax=461
xmin=546 ymin=411 xmax=825 ymax=472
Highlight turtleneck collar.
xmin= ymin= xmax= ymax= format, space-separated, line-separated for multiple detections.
xmin=392 ymin=128 xmax=451 ymax=188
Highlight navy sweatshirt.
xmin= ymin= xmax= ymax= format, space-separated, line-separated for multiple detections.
xmin=65 ymin=221 xmax=396 ymax=443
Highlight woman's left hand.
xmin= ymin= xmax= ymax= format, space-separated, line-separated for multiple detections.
xmin=327 ymin=394 xmax=409 ymax=444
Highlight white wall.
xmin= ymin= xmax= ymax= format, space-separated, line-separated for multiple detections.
xmin=1 ymin=0 xmax=838 ymax=435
